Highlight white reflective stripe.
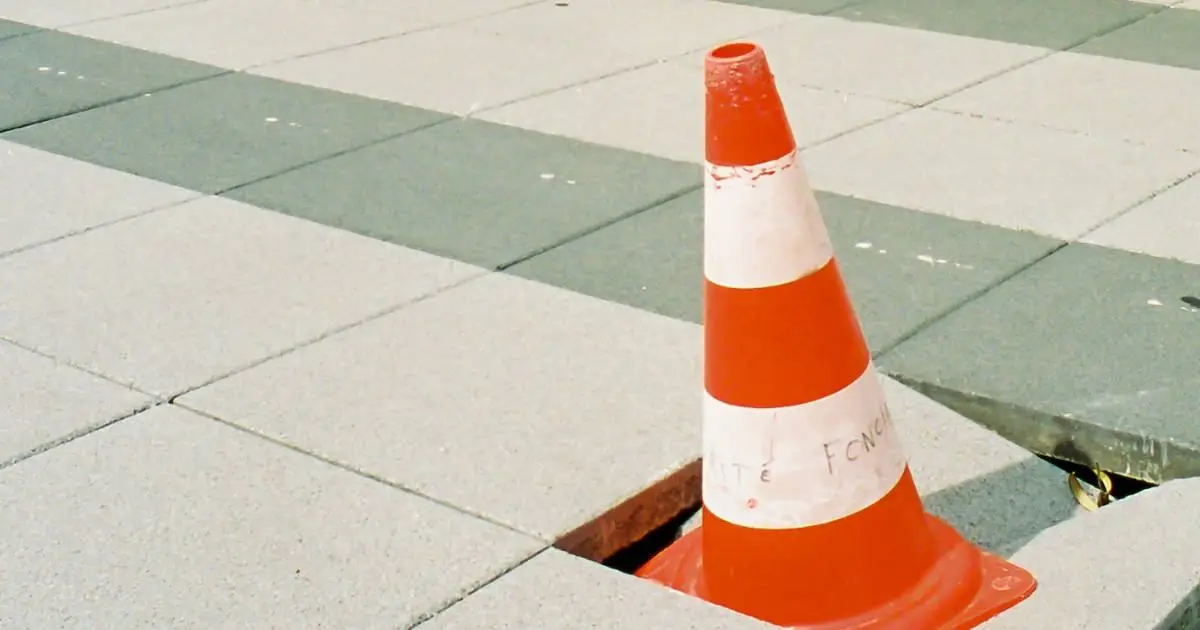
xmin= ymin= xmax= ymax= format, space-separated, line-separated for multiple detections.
xmin=702 ymin=363 xmax=908 ymax=529
xmin=703 ymin=150 xmax=834 ymax=290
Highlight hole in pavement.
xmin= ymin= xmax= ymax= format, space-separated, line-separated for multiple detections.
xmin=553 ymin=460 xmax=700 ymax=573
xmin=1036 ymin=455 xmax=1157 ymax=501
xmin=1182 ymin=296 xmax=1200 ymax=309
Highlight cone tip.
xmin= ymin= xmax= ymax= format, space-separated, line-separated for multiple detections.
xmin=703 ymin=41 xmax=794 ymax=166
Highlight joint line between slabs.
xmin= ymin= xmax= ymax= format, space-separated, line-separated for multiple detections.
xmin=873 ymin=240 xmax=1071 ymax=358
xmin=178 ymin=402 xmax=543 ymax=542
xmin=0 ymin=399 xmax=166 ymax=473
xmin=405 ymin=548 xmax=551 ymax=629
xmin=497 ymin=183 xmax=703 ymax=271
xmin=163 ymin=270 xmax=490 ymax=404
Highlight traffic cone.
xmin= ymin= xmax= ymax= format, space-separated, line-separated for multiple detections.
xmin=635 ymin=41 xmax=1037 ymax=628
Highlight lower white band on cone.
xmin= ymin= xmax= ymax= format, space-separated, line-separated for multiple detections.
xmin=702 ymin=363 xmax=909 ymax=529
xmin=704 ymin=150 xmax=833 ymax=290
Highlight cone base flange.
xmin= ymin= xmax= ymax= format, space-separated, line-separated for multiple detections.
xmin=635 ymin=514 xmax=1036 ymax=629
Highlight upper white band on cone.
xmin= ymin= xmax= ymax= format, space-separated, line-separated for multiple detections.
xmin=702 ymin=363 xmax=909 ymax=529
xmin=704 ymin=150 xmax=834 ymax=290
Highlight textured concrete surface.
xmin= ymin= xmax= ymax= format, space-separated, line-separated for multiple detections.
xmin=3 ymin=0 xmax=1200 ymax=626
xmin=0 ymin=140 xmax=196 ymax=256
xmin=226 ymin=118 xmax=700 ymax=269
xmin=0 ymin=405 xmax=544 ymax=629
xmin=981 ymin=477 xmax=1200 ymax=629
xmin=0 ymin=340 xmax=149 ymax=466
xmin=884 ymin=243 xmax=1200 ymax=484
xmin=417 ymin=549 xmax=776 ymax=629
xmin=801 ymin=107 xmax=1200 ymax=239
xmin=0 ymin=196 xmax=480 ymax=397
xmin=4 ymin=72 xmax=447 ymax=193
xmin=0 ymin=27 xmax=221 ymax=131
xmin=179 ymin=273 xmax=702 ymax=543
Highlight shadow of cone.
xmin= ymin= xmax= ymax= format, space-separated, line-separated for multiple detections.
xmin=635 ymin=41 xmax=1036 ymax=629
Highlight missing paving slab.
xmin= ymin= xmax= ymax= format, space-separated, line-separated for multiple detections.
xmin=553 ymin=460 xmax=700 ymax=571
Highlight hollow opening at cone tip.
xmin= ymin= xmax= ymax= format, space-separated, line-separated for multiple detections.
xmin=708 ymin=42 xmax=760 ymax=63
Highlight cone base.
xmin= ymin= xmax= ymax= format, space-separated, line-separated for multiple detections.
xmin=635 ymin=514 xmax=1036 ymax=629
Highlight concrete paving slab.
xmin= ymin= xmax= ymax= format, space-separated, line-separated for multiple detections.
xmin=830 ymin=0 xmax=1155 ymax=49
xmin=478 ymin=58 xmax=907 ymax=163
xmin=5 ymin=71 xmax=447 ymax=193
xmin=63 ymin=0 xmax=412 ymax=70
xmin=678 ymin=14 xmax=1044 ymax=105
xmin=250 ymin=20 xmax=645 ymax=116
xmin=418 ymin=548 xmax=776 ymax=630
xmin=0 ymin=404 xmax=543 ymax=629
xmin=801 ymin=108 xmax=1200 ymax=239
xmin=935 ymin=51 xmax=1200 ymax=153
xmin=178 ymin=273 xmax=702 ymax=544
xmin=0 ymin=196 xmax=481 ymax=397
xmin=981 ymin=477 xmax=1200 ymax=630
xmin=0 ymin=0 xmax=200 ymax=28
xmin=464 ymin=0 xmax=795 ymax=66
xmin=227 ymin=118 xmax=700 ymax=269
xmin=883 ymin=243 xmax=1200 ymax=484
xmin=0 ymin=27 xmax=221 ymax=131
xmin=1182 ymin=0 xmax=1200 ymax=9
xmin=0 ymin=340 xmax=149 ymax=467
xmin=508 ymin=189 xmax=1061 ymax=355
xmin=1074 ymin=5 xmax=1200 ymax=71
xmin=0 ymin=140 xmax=196 ymax=256
xmin=1084 ymin=172 xmax=1200 ymax=265
xmin=720 ymin=0 xmax=857 ymax=13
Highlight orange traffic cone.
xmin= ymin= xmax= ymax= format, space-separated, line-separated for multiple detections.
xmin=635 ymin=41 xmax=1036 ymax=628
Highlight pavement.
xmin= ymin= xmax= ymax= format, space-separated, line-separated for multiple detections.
xmin=1 ymin=0 xmax=1199 ymax=628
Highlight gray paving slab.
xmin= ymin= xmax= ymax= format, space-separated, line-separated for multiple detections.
xmin=0 ymin=27 xmax=221 ymax=131
xmin=935 ymin=51 xmax=1200 ymax=153
xmin=0 ymin=17 xmax=36 ymax=39
xmin=0 ymin=404 xmax=543 ymax=629
xmin=417 ymin=548 xmax=776 ymax=630
xmin=64 ymin=0 xmax=410 ymax=70
xmin=478 ymin=57 xmax=907 ymax=163
xmin=0 ymin=0 xmax=200 ymax=28
xmin=1074 ymin=5 xmax=1200 ymax=71
xmin=4 ymin=71 xmax=447 ymax=193
xmin=0 ymin=340 xmax=149 ymax=467
xmin=226 ymin=118 xmax=700 ymax=269
xmin=719 ymin=0 xmax=858 ymax=13
xmin=883 ymin=243 xmax=1200 ymax=485
xmin=509 ymin=189 xmax=1061 ymax=356
xmin=0 ymin=196 xmax=481 ymax=397
xmin=681 ymin=15 xmax=1044 ymax=106
xmin=0 ymin=140 xmax=196 ymax=256
xmin=1084 ymin=172 xmax=1200 ymax=265
xmin=801 ymin=108 xmax=1200 ymax=239
xmin=681 ymin=375 xmax=1083 ymax=557
xmin=830 ymin=0 xmax=1155 ymax=49
xmin=981 ymin=477 xmax=1200 ymax=630
xmin=178 ymin=273 xmax=702 ymax=544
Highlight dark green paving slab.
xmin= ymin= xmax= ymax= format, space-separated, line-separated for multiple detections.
xmin=227 ymin=119 xmax=701 ymax=269
xmin=508 ymin=190 xmax=1062 ymax=354
xmin=1074 ymin=7 xmax=1200 ymax=71
xmin=720 ymin=0 xmax=860 ymax=14
xmin=4 ymin=72 xmax=447 ymax=193
xmin=0 ymin=29 xmax=221 ymax=132
xmin=829 ymin=0 xmax=1156 ymax=50
xmin=0 ymin=19 xmax=37 ymax=41
xmin=882 ymin=244 xmax=1200 ymax=485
